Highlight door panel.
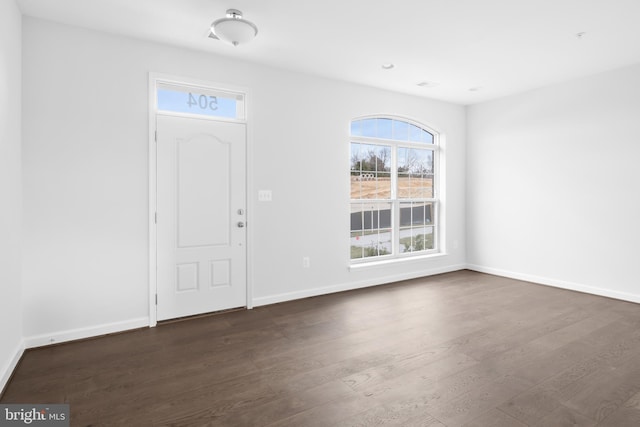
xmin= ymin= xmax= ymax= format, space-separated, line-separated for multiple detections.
xmin=177 ymin=136 xmax=230 ymax=247
xmin=156 ymin=115 xmax=246 ymax=321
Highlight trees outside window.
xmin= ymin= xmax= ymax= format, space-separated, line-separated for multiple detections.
xmin=350 ymin=117 xmax=439 ymax=261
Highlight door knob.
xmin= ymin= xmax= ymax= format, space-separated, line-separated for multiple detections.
xmin=237 ymin=222 xmax=245 ymax=228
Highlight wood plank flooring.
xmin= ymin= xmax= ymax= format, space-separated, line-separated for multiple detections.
xmin=2 ymin=270 xmax=640 ymax=426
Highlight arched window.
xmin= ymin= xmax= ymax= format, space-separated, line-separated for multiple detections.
xmin=350 ymin=117 xmax=439 ymax=261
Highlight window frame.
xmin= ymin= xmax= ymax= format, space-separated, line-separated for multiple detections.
xmin=349 ymin=116 xmax=440 ymax=264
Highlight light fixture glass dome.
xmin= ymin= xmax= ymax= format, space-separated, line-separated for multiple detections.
xmin=210 ymin=9 xmax=258 ymax=46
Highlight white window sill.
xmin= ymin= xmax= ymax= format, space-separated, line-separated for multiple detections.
xmin=349 ymin=252 xmax=447 ymax=271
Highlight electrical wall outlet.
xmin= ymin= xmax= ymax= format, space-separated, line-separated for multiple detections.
xmin=302 ymin=257 xmax=310 ymax=268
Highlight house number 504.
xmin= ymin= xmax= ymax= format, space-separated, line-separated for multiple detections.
xmin=188 ymin=93 xmax=218 ymax=111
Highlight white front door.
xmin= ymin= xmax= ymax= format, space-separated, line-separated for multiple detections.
xmin=156 ymin=114 xmax=246 ymax=321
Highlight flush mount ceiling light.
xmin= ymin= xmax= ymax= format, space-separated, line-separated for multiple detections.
xmin=381 ymin=63 xmax=395 ymax=70
xmin=209 ymin=9 xmax=258 ymax=46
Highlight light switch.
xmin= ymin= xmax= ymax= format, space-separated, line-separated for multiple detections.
xmin=258 ymin=190 xmax=272 ymax=202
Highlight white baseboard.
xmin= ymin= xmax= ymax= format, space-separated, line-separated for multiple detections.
xmin=252 ymin=264 xmax=467 ymax=307
xmin=23 ymin=317 xmax=150 ymax=349
xmin=1 ymin=339 xmax=25 ymax=396
xmin=467 ymin=264 xmax=640 ymax=304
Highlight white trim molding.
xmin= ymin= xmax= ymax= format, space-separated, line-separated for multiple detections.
xmin=1 ymin=340 xmax=24 ymax=395
xmin=23 ymin=317 xmax=149 ymax=349
xmin=253 ymin=264 xmax=466 ymax=307
xmin=467 ymin=264 xmax=640 ymax=304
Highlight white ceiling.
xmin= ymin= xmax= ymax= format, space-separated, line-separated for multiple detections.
xmin=16 ymin=0 xmax=640 ymax=105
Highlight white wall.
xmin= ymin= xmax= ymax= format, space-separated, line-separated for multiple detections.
xmin=467 ymin=63 xmax=640 ymax=302
xmin=0 ymin=0 xmax=24 ymax=392
xmin=22 ymin=17 xmax=466 ymax=343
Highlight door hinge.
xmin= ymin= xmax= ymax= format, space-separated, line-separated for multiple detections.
xmin=154 ymin=212 xmax=157 ymax=224
xmin=154 ymin=130 xmax=157 ymax=142
xmin=155 ymin=294 xmax=158 ymax=305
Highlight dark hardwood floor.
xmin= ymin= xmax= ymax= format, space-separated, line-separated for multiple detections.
xmin=2 ymin=270 xmax=640 ymax=426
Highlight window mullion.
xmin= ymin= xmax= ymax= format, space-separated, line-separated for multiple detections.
xmin=391 ymin=146 xmax=399 ymax=256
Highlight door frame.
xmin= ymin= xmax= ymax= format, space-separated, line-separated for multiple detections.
xmin=148 ymin=72 xmax=254 ymax=327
